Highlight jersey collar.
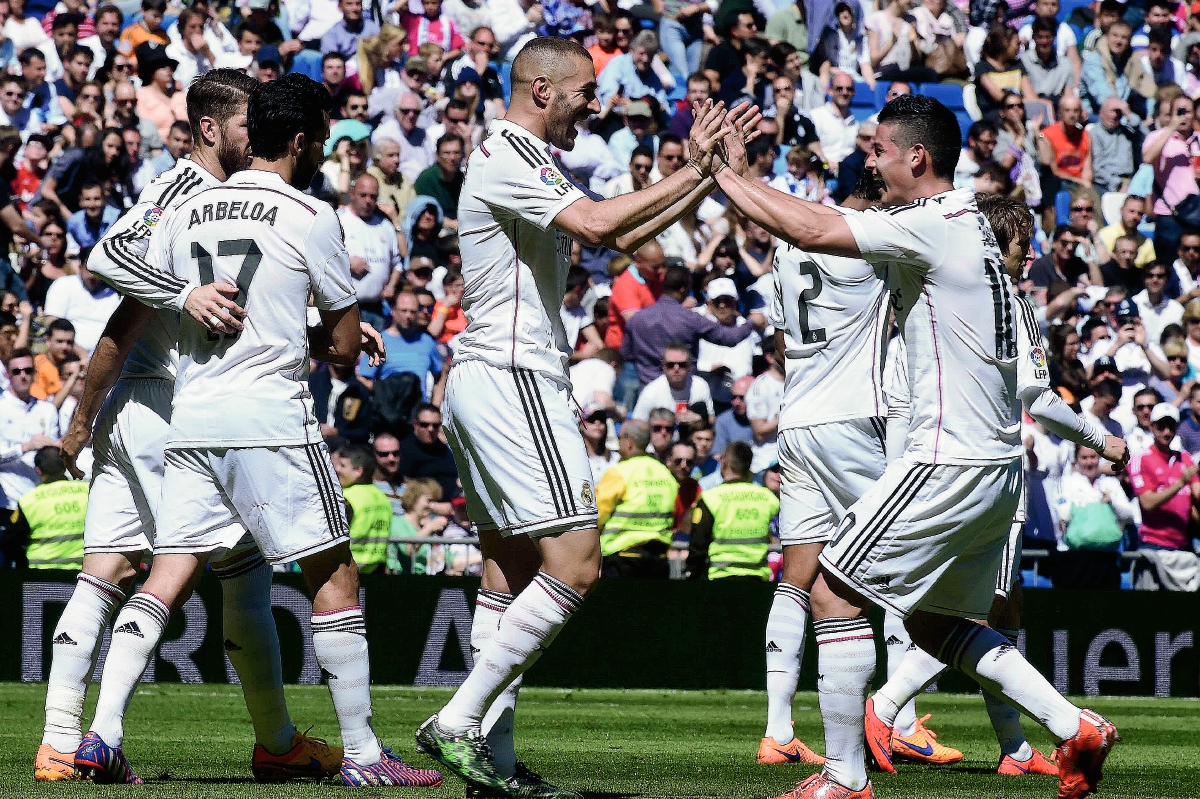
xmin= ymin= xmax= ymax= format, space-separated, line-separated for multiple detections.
xmin=488 ymin=118 xmax=550 ymax=148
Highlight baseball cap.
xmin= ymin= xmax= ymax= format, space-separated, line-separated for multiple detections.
xmin=1114 ymin=298 xmax=1140 ymax=321
xmin=255 ymin=44 xmax=282 ymax=69
xmin=1092 ymin=355 xmax=1119 ymax=375
xmin=1152 ymin=402 xmax=1180 ymax=424
xmin=324 ymin=118 xmax=372 ymax=157
xmin=625 ymin=100 xmax=653 ymax=118
xmin=247 ymin=0 xmax=271 ymax=9
xmin=706 ymin=277 xmax=738 ymax=301
xmin=581 ymin=403 xmax=608 ymax=421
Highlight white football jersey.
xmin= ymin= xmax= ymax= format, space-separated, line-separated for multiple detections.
xmin=841 ymin=188 xmax=1020 ymax=465
xmin=87 ymin=159 xmax=222 ymax=381
xmin=146 ymin=169 xmax=356 ymax=448
xmin=454 ymin=119 xmax=587 ymax=384
xmin=768 ymin=243 xmax=888 ymax=431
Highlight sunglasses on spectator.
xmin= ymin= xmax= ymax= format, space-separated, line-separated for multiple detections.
xmin=3 ymin=90 xmax=24 ymax=98
xmin=374 ymin=449 xmax=400 ymax=458
xmin=398 ymin=108 xmax=419 ymax=115
xmin=1147 ymin=272 xmax=1168 ymax=281
xmin=1181 ymin=245 xmax=1200 ymax=252
xmin=712 ymin=297 xmax=736 ymax=306
xmin=1169 ymin=355 xmax=1188 ymax=363
xmin=615 ymin=26 xmax=633 ymax=35
xmin=584 ymin=414 xmax=607 ymax=423
xmin=417 ymin=303 xmax=434 ymax=312
xmin=652 ymin=424 xmax=675 ymax=432
xmin=414 ymin=420 xmax=441 ymax=429
xmin=663 ymin=360 xmax=690 ymax=369
xmin=1188 ymin=317 xmax=1200 ymax=324
xmin=731 ymin=393 xmax=746 ymax=400
xmin=1136 ymin=403 xmax=1157 ymax=411
xmin=112 ymin=62 xmax=131 ymax=71
xmin=669 ymin=456 xmax=694 ymax=466
xmin=833 ymin=86 xmax=855 ymax=93
xmin=1070 ymin=205 xmax=1093 ymax=212
xmin=8 ymin=366 xmax=32 ymax=375
xmin=114 ymin=98 xmax=134 ymax=106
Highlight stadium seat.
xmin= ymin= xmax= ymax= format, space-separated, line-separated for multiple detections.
xmin=961 ymin=83 xmax=982 ymax=121
xmin=1055 ymin=190 xmax=1072 ymax=224
xmin=1057 ymin=0 xmax=1093 ymax=21
xmin=1101 ymin=191 xmax=1127 ymax=226
xmin=851 ymin=81 xmax=876 ymax=121
xmin=955 ymin=111 xmax=973 ymax=143
xmin=500 ymin=61 xmax=512 ymax=105
xmin=874 ymin=82 xmax=891 ymax=111
xmin=918 ymin=82 xmax=965 ymax=111
xmin=666 ymin=71 xmax=687 ymax=104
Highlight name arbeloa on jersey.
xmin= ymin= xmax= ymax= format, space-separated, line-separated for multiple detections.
xmin=187 ymin=200 xmax=279 ymax=228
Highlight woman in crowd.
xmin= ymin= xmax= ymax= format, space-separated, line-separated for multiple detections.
xmin=355 ymin=24 xmax=406 ymax=99
xmin=1048 ymin=323 xmax=1090 ymax=407
xmin=321 ymin=127 xmax=370 ymax=202
xmin=387 ymin=477 xmax=448 ymax=575
xmin=135 ymin=50 xmax=186 ymax=142
xmin=581 ymin=406 xmax=619 ymax=484
xmin=35 ymin=128 xmax=128 ymax=217
xmin=427 ymin=269 xmax=466 ymax=343
xmin=819 ymin=1 xmax=874 ymax=89
xmin=975 ymin=25 xmax=1035 ymax=121
xmin=402 ymin=196 xmax=445 ymax=267
xmin=1058 ymin=442 xmax=1137 ymax=551
xmin=866 ymin=0 xmax=937 ymax=84
xmin=0 ymin=289 xmax=32 ymax=349
xmin=1151 ymin=338 xmax=1195 ymax=405
xmin=22 ymin=218 xmax=71 ymax=309
xmin=1183 ymin=299 xmax=1200 ymax=371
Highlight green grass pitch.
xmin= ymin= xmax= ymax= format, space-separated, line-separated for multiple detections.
xmin=1 ymin=683 xmax=1194 ymax=797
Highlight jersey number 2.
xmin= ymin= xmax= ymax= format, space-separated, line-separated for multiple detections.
xmin=796 ymin=262 xmax=826 ymax=345
xmin=192 ymin=239 xmax=262 ymax=339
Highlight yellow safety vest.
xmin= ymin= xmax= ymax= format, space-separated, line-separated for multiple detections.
xmin=701 ymin=481 xmax=778 ymax=580
xmin=19 ymin=479 xmax=87 ymax=570
xmin=344 ymin=483 xmax=392 ymax=573
xmin=600 ymin=455 xmax=678 ymax=556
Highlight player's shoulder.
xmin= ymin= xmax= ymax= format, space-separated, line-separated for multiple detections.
xmin=875 ymin=187 xmax=977 ymax=221
xmin=138 ymin=158 xmax=219 ymax=209
xmin=479 ymin=120 xmax=553 ymax=170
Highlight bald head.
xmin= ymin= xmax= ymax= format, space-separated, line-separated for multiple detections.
xmin=732 ymin=375 xmax=754 ymax=398
xmin=511 ymin=35 xmax=593 ymax=90
xmin=619 ymin=420 xmax=651 ymax=454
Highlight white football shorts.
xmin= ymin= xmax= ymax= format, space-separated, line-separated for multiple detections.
xmin=995 ymin=480 xmax=1028 ymax=599
xmin=84 ymin=378 xmax=173 ymax=554
xmin=444 ymin=360 xmax=598 ymax=537
xmin=777 ymin=417 xmax=886 ymax=545
xmin=819 ymin=455 xmax=1022 ymax=620
xmin=153 ymin=442 xmax=348 ymax=564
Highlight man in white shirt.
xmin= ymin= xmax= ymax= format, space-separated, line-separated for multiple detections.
xmin=808 ymin=71 xmax=860 ymax=173
xmin=0 ymin=348 xmax=59 ymax=508
xmin=632 ymin=344 xmax=715 ymax=423
xmin=695 ymin=277 xmax=756 ymax=379
xmin=1133 ymin=262 xmax=1184 ymax=345
xmin=42 ymin=263 xmax=121 ymax=352
xmin=337 ymin=173 xmax=402 ymax=330
xmin=746 ymin=354 xmax=784 ymax=473
xmin=370 ymin=91 xmax=434 ymax=183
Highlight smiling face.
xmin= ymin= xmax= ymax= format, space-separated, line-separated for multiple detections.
xmin=541 ymin=54 xmax=601 ymax=151
xmin=866 ymin=122 xmax=919 ymax=205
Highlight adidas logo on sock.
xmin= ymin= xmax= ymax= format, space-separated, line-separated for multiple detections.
xmin=53 ymin=632 xmax=77 ymax=646
xmin=885 ymin=635 xmax=903 ymax=646
xmin=114 ymin=621 xmax=143 ymax=638
xmin=765 ymin=641 xmax=782 ymax=653
xmin=223 ymin=638 xmax=243 ymax=652
xmin=321 ymin=667 xmax=338 ymax=681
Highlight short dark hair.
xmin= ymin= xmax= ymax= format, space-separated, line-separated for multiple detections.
xmin=141 ymin=0 xmax=167 ymax=12
xmin=19 ymin=49 xmax=45 ymax=66
xmin=52 ymin=12 xmax=84 ymax=30
xmin=47 ymin=318 xmax=76 ymax=335
xmin=1098 ymin=0 xmax=1123 ymax=13
xmin=1093 ymin=378 xmax=1122 ymax=400
xmin=1031 ymin=15 xmax=1057 ymax=35
xmin=566 ymin=265 xmax=590 ymax=294
xmin=1147 ymin=0 xmax=1174 ymax=11
xmin=322 ymin=51 xmax=346 ymax=66
xmin=1147 ymin=27 xmax=1173 ymax=50
xmin=722 ymin=440 xmax=753 ymax=475
xmin=1135 ymin=386 xmax=1164 ymax=405
xmin=630 ymin=144 xmax=654 ymax=162
xmin=413 ymin=401 xmax=441 ymax=420
xmin=967 ymin=119 xmax=997 ymax=141
xmin=659 ymin=133 xmax=683 ymax=151
xmin=6 ymin=346 xmax=33 ymax=366
xmin=187 ymin=68 xmax=258 ymax=142
xmin=34 ymin=447 xmax=65 ymax=476
xmin=95 ymin=3 xmax=123 ymax=24
xmin=341 ymin=89 xmax=366 ymax=107
xmin=876 ymin=95 xmax=960 ymax=182
xmin=77 ymin=181 xmax=104 ymax=199
xmin=663 ymin=265 xmax=691 ymax=295
xmin=436 ymin=133 xmax=464 ymax=152
xmin=1052 ymin=223 xmax=1074 ymax=241
xmin=68 ymin=46 xmax=94 ymax=63
xmin=741 ymin=37 xmax=770 ymax=59
xmin=169 ymin=119 xmax=191 ymax=137
xmin=768 ymin=41 xmax=797 ymax=64
xmin=336 ymin=442 xmax=375 ymax=480
xmin=247 ymin=73 xmax=331 ymax=161
xmin=445 ymin=98 xmax=470 ymax=117
xmin=1081 ymin=315 xmax=1108 ymax=342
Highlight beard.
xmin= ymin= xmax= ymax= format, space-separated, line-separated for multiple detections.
xmin=215 ymin=137 xmax=250 ymax=179
xmin=545 ymin=94 xmax=580 ymax=150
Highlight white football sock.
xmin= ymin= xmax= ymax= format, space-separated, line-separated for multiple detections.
xmin=215 ymin=553 xmax=295 ymax=755
xmin=439 ymin=573 xmax=583 ymax=736
xmin=982 ymin=628 xmax=1031 ymax=759
xmin=475 ymin=589 xmax=520 ymax=779
xmin=312 ymin=606 xmax=380 ymax=765
xmin=875 ymin=618 xmax=947 ymax=737
xmin=764 ymin=582 xmax=809 ymax=744
xmin=42 ymin=574 xmax=125 ymax=752
xmin=814 ymin=617 xmax=875 ymax=792
xmin=941 ymin=622 xmax=1081 ymax=743
xmin=89 ymin=592 xmax=170 ymax=748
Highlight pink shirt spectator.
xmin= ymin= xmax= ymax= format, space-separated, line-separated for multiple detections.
xmin=1130 ymin=444 xmax=1199 ymax=549
xmin=1146 ymin=131 xmax=1200 ymax=217
xmin=400 ymin=10 xmax=464 ymax=55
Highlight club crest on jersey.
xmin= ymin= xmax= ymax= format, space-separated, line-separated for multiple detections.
xmin=539 ymin=167 xmax=566 ymax=187
xmin=580 ymin=481 xmax=595 ymax=508
xmin=143 ymin=206 xmax=163 ymax=228
xmin=1029 ymin=347 xmax=1047 ymax=369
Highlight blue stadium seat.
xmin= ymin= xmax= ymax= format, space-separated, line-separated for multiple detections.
xmin=850 ymin=81 xmax=876 ymax=122
xmin=1022 ymin=568 xmax=1053 ymax=588
xmin=874 ymin=82 xmax=890 ymax=111
xmin=954 ymin=111 xmax=973 ymax=143
xmin=666 ymin=70 xmax=687 ymax=105
xmin=918 ymin=82 xmax=965 ymax=111
xmin=1055 ymin=190 xmax=1072 ymax=223
xmin=1057 ymin=0 xmax=1093 ymax=21
xmin=499 ymin=61 xmax=511 ymax=105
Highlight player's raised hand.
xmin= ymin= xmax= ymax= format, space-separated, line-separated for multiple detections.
xmin=1100 ymin=435 xmax=1128 ymax=469
xmin=360 ymin=321 xmax=386 ymax=367
xmin=61 ymin=420 xmax=89 ymax=479
xmin=184 ymin=282 xmax=245 ymax=335
xmin=687 ymin=99 xmax=727 ymax=176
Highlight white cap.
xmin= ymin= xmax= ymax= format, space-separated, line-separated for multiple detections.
xmin=1151 ymin=402 xmax=1180 ymax=424
xmin=706 ymin=277 xmax=738 ymax=301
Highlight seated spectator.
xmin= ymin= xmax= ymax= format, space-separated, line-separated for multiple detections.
xmin=413 ymin=134 xmax=463 ymax=227
xmin=572 ymin=347 xmax=620 ymax=414
xmin=706 ymin=10 xmax=762 ymax=88
xmin=1038 ymin=94 xmax=1093 ymax=212
xmin=608 ymin=101 xmax=658 ymax=172
xmin=696 ymin=277 xmax=757 ymax=379
xmin=1130 ymin=402 xmax=1200 ymax=550
xmin=372 ymin=91 xmax=434 ymax=184
xmin=165 ymin=7 xmax=217 ymax=89
xmin=311 ymin=361 xmax=372 ymax=442
xmin=1047 ymin=323 xmax=1090 ymax=406
xmin=403 ymin=199 xmax=445 ymax=268
xmin=134 ymin=41 xmax=186 ymax=143
xmin=1083 ymin=375 xmax=1127 ymax=437
xmin=769 ymin=75 xmax=822 ymax=160
xmin=561 ymin=266 xmax=602 ymax=359
xmin=817 ymin=2 xmax=872 ymax=89
xmin=668 ymin=439 xmax=701 ymax=530
xmin=719 ymin=36 xmax=770 ymax=108
xmin=150 ymin=120 xmax=192 ymax=177
xmin=78 ymin=3 xmax=120 ymax=79
xmin=0 ymin=77 xmax=41 ymax=143
xmin=400 ymin=0 xmax=463 ymax=59
xmin=1086 ymin=97 xmax=1137 ymax=194
xmin=976 ymin=25 xmax=1035 ymax=121
xmin=1022 ymin=16 xmax=1076 ymax=107
xmin=746 ymin=354 xmax=784 ymax=472
xmin=1081 ymin=20 xmax=1155 ymax=119
xmin=387 ymin=476 xmax=448 ymax=575
xmin=955 ymin=120 xmax=999 ymax=188
xmin=632 ymin=343 xmax=715 ymax=425
xmin=320 ymin=0 xmax=380 ymax=65
xmin=1142 ymin=27 xmax=1185 ymax=88
xmin=1018 ymin=0 xmax=1081 ymax=75
xmin=123 ymin=127 xmax=155 ymax=195
xmin=597 ymin=30 xmax=670 ymax=113
xmin=339 ymin=174 xmax=402 ymax=330
xmin=911 ymin=0 xmax=967 ymax=81
xmin=30 ymin=318 xmax=75 ymax=401
xmin=334 ymin=441 xmax=391 ymax=574
xmin=321 ymin=52 xmax=350 ymax=110
xmin=1098 ymin=234 xmax=1146 ymax=293
xmin=865 ymin=0 xmax=928 ymax=85
xmin=810 ymin=72 xmax=860 ymax=174
xmin=428 ymin=268 xmax=467 ymax=344
xmin=42 ymin=259 xmax=118 ymax=353
xmin=1131 ymin=0 xmax=1179 ymax=52
xmin=1173 ymin=235 xmax=1200 ymax=305
xmin=371 ymin=431 xmax=403 ymax=508
xmin=765 ymin=0 xmax=809 ymax=59
xmin=399 ymin=403 xmax=459 ymax=502
xmin=831 ymin=120 xmax=873 ymax=203
xmin=368 ymin=138 xmax=416 ymax=225
xmin=1135 ymin=262 xmax=1185 ymax=347
xmin=108 ymin=81 xmax=161 ymax=157
xmin=667 ymin=73 xmax=711 ymax=140
xmin=356 ymin=26 xmax=406 ymax=112
xmin=358 ymin=291 xmax=443 ymax=399
xmin=648 ymin=407 xmax=678 ymax=461
xmin=65 ymin=181 xmax=117 ymax=252
xmin=0 ymin=348 xmax=60 ymax=508
xmin=1059 ymin=442 xmax=1137 ymax=550
xmin=1150 ymin=338 xmax=1192 ymax=405
xmin=690 ymin=420 xmax=718 ymax=480
xmin=1100 ymin=194 xmax=1156 ymax=268
xmin=1030 ymin=225 xmax=1089 ymax=297
xmin=712 ymin=374 xmax=755 ymax=459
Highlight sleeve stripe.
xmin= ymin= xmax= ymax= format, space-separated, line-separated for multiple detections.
xmin=155 ymin=169 xmax=196 ymax=208
xmin=158 ymin=170 xmax=203 ymax=209
xmin=1015 ymin=295 xmax=1041 ymax=346
xmin=502 ymin=129 xmax=549 ymax=169
xmin=101 ymin=232 xmax=189 ymax=294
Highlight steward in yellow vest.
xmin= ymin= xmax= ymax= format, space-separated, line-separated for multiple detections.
xmin=333 ymin=442 xmax=392 ymax=574
xmin=9 ymin=448 xmax=87 ymax=570
xmin=686 ymin=441 xmax=778 ymax=580
xmin=597 ymin=420 xmax=679 ymax=579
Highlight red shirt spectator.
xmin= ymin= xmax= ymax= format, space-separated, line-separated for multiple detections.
xmin=1039 ymin=98 xmax=1091 ymax=182
xmin=1130 ymin=403 xmax=1200 ymax=550
xmin=604 ymin=242 xmax=664 ymax=348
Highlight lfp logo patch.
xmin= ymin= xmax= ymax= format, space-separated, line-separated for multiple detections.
xmin=539 ymin=167 xmax=565 ymax=187
xmin=1029 ymin=347 xmax=1047 ymax=369
xmin=143 ymin=206 xmax=164 ymax=228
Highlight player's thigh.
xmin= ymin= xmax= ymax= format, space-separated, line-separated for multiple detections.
xmin=799 ymin=418 xmax=887 ymax=516
xmin=780 ymin=542 xmax=825 ymax=590
xmin=147 ymin=448 xmax=246 ymax=557
xmin=778 ymin=431 xmax=839 ymax=548
xmin=444 ymin=361 xmax=598 ymax=538
xmin=217 ymin=443 xmax=350 ymax=565
xmin=479 ymin=528 xmax=542 ymax=595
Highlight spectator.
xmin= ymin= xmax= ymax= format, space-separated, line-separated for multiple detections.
xmin=712 ymin=374 xmax=755 ymax=458
xmin=215 ymin=20 xmax=264 ymax=72
xmin=766 ymin=0 xmax=808 ymax=56
xmin=1142 ymin=27 xmax=1184 ymax=88
xmin=597 ymin=29 xmax=670 ymax=112
xmin=911 ymin=0 xmax=967 ymax=80
xmin=134 ymin=41 xmax=185 ymax=142
xmin=0 ymin=76 xmax=40 ymax=143
xmin=372 ymin=92 xmax=434 ymax=184
xmin=334 ymin=441 xmax=391 ymax=574
xmin=338 ymin=174 xmax=402 ymax=330
xmin=29 ymin=318 xmax=73 ymax=401
xmin=428 ymin=269 xmax=467 ymax=344
xmin=368 ymin=138 xmax=415 ymax=225
xmin=41 ymin=0 xmax=94 ymax=42
xmin=1172 ymin=235 xmax=1200 ymax=304
xmin=321 ymin=0 xmax=379 ymax=64
xmin=321 ymin=52 xmax=349 ymax=110
xmin=668 ymin=439 xmax=701 ymax=530
xmin=621 ymin=265 xmax=757 ymax=387
xmin=119 ymin=0 xmax=168 ymax=59
xmin=387 ymin=476 xmax=448 ymax=575
xmin=41 ymin=13 xmax=83 ymax=87
xmin=605 ymin=240 xmax=664 ymax=348
xmin=1086 ymin=96 xmax=1138 ymax=194
xmin=647 ymin=409 xmax=675 ymax=466
xmin=413 ymin=133 xmax=463 ymax=226
xmin=633 ymin=343 xmax=716 ymax=428
xmin=746 ymin=355 xmax=784 ymax=472
xmin=358 ymin=291 xmax=443 ymax=398
xmin=865 ymin=0 xmax=926 ymax=85
xmin=0 ymin=348 xmax=59 ymax=508
xmin=817 ymin=1 xmax=872 ymax=88
xmin=581 ymin=404 xmax=618 ymax=484
xmin=1047 ymin=323 xmax=1090 ymax=405
xmin=608 ymin=100 xmax=657 ymax=170
xmin=810 ymin=72 xmax=860 ymax=174
xmin=123 ymin=126 xmax=155 ymax=194
xmin=165 ymin=7 xmax=216 ymax=88
xmin=1022 ymin=16 xmax=1076 ymax=106
xmin=1144 ymin=95 xmax=1199 ymax=269
xmin=1038 ymin=94 xmax=1093 ymax=211
xmin=690 ymin=420 xmax=718 ymax=480
xmin=955 ymin=120 xmax=999 ymax=188
xmin=705 ymin=9 xmax=760 ymax=88
xmin=354 ymin=25 xmax=405 ymax=108
xmin=1128 ymin=386 xmax=1163 ymax=455
xmin=1100 ymin=196 xmax=1156 ymax=268
xmin=6 ymin=0 xmax=48 ymax=53
xmin=3 ymin=446 xmax=85 ymax=569
xmin=1134 ymin=262 xmax=1184 ymax=345
xmin=1081 ymin=20 xmax=1155 ymax=119
xmin=596 ymin=418 xmax=678 ymax=579
xmin=769 ymin=74 xmax=822 ymax=159
xmin=253 ymin=44 xmax=283 ymax=82
xmin=1178 ymin=383 xmax=1200 ymax=454
xmin=571 ymin=347 xmax=620 ymax=414
xmin=696 ymin=277 xmax=757 ymax=380
xmin=1083 ymin=375 xmax=1127 ymax=437
xmin=1131 ymin=0 xmax=1178 ymax=52
xmin=399 ymin=403 xmax=458 ymax=502
xmin=400 ymin=0 xmax=464 ymax=59
xmin=41 ymin=259 xmax=117 ymax=352
xmin=561 ymin=266 xmax=602 ymax=359
xmin=402 ymin=200 xmax=444 ymax=268
xmin=312 ymin=361 xmax=372 ymax=442
xmin=64 ymin=181 xmax=116 ymax=253
xmin=108 ymin=81 xmax=161 ymax=157
xmin=1030 ymin=225 xmax=1089 ymax=294
xmin=1131 ymin=402 xmax=1200 ymax=550
xmin=55 ymin=46 xmax=93 ymax=116
xmin=443 ymin=26 xmax=504 ymax=116
xmin=685 ymin=439 xmax=777 ymax=580
xmin=1151 ymin=338 xmax=1193 ymax=406
xmin=1098 ymin=234 xmax=1145 ymax=293
xmin=831 ymin=119 xmax=874 ymax=203
xmin=660 ymin=0 xmax=711 ymax=76
xmin=150 ymin=120 xmax=192 ymax=177
xmin=372 ymin=431 xmax=404 ymax=508
xmin=21 ymin=49 xmax=66 ymax=130
xmin=976 ymin=26 xmax=1035 ymax=121
xmin=1059 ymin=442 xmax=1137 ymax=550
xmin=79 ymin=4 xmax=120 ymax=78
xmin=719 ymin=36 xmax=771 ymax=108
xmin=36 ymin=128 xmax=129 ymax=217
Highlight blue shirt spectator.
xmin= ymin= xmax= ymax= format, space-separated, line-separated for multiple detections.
xmin=712 ymin=375 xmax=755 ymax=456
xmin=319 ymin=0 xmax=380 ymax=61
xmin=596 ymin=50 xmax=669 ymax=110
xmin=357 ymin=292 xmax=443 ymax=398
xmin=66 ymin=203 xmax=119 ymax=251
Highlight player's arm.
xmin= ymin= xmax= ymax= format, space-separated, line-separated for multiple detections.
xmin=685 ymin=499 xmax=714 ymax=579
xmin=609 ymin=177 xmax=717 ymax=254
xmin=306 ymin=208 xmax=364 ymax=367
xmin=61 ymin=297 xmax=155 ymax=478
xmin=310 ymin=304 xmax=364 ymax=367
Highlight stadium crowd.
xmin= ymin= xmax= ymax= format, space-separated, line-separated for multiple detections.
xmin=0 ymin=0 xmax=1196 ymax=586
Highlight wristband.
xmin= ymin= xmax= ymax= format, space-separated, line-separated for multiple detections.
xmin=685 ymin=158 xmax=707 ymax=179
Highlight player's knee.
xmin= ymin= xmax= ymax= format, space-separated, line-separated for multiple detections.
xmin=809 ymin=570 xmax=867 ymax=620
xmin=82 ymin=552 xmax=141 ymax=591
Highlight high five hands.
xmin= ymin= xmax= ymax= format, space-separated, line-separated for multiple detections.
xmin=684 ymin=99 xmax=763 ymax=179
